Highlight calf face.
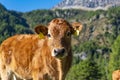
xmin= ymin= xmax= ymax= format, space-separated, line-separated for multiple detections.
xmin=35 ymin=18 xmax=82 ymax=58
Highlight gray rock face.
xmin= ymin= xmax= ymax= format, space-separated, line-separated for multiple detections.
xmin=53 ymin=0 xmax=120 ymax=10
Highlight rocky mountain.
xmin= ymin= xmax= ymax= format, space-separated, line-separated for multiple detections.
xmin=53 ymin=0 xmax=120 ymax=10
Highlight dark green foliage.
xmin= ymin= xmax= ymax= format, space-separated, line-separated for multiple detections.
xmin=108 ymin=35 xmax=120 ymax=80
xmin=0 ymin=3 xmax=7 ymax=12
xmin=74 ymin=41 xmax=99 ymax=59
xmin=0 ymin=4 xmax=33 ymax=43
xmin=66 ymin=59 xmax=102 ymax=80
xmin=107 ymin=7 xmax=120 ymax=39
xmin=22 ymin=10 xmax=55 ymax=28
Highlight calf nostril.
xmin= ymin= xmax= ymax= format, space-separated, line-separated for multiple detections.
xmin=54 ymin=49 xmax=57 ymax=54
xmin=54 ymin=48 xmax=65 ymax=54
xmin=61 ymin=49 xmax=65 ymax=53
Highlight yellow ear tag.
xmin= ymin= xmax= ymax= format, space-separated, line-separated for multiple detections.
xmin=38 ymin=32 xmax=45 ymax=39
xmin=74 ymin=30 xmax=80 ymax=36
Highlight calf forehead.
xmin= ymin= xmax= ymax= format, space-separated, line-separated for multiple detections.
xmin=48 ymin=18 xmax=71 ymax=37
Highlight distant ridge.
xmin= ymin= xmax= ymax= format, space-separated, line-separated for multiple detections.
xmin=0 ymin=3 xmax=7 ymax=11
xmin=53 ymin=0 xmax=120 ymax=10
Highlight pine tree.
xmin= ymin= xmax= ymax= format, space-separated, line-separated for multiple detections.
xmin=66 ymin=59 xmax=102 ymax=80
xmin=108 ymin=35 xmax=120 ymax=80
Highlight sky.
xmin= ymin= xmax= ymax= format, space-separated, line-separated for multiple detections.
xmin=0 ymin=0 xmax=62 ymax=12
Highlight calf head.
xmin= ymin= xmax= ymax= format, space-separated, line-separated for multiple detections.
xmin=35 ymin=18 xmax=82 ymax=58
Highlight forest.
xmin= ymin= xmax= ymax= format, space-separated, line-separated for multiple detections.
xmin=0 ymin=3 xmax=120 ymax=80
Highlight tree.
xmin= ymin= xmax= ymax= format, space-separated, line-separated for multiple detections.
xmin=108 ymin=35 xmax=120 ymax=80
xmin=66 ymin=59 xmax=102 ymax=80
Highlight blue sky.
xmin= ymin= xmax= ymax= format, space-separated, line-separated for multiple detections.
xmin=0 ymin=0 xmax=61 ymax=12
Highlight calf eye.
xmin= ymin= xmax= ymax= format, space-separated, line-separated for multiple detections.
xmin=67 ymin=32 xmax=71 ymax=37
xmin=47 ymin=34 xmax=51 ymax=38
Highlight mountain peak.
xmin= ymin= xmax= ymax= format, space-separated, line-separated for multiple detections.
xmin=53 ymin=0 xmax=120 ymax=10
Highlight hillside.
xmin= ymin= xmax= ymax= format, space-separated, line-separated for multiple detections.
xmin=0 ymin=3 xmax=33 ymax=43
xmin=23 ymin=8 xmax=120 ymax=47
xmin=0 ymin=3 xmax=120 ymax=80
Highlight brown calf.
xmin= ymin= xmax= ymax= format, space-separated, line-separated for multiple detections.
xmin=0 ymin=18 xmax=82 ymax=80
xmin=112 ymin=70 xmax=120 ymax=80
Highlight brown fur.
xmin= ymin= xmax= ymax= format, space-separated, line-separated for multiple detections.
xmin=0 ymin=18 xmax=82 ymax=80
xmin=112 ymin=70 xmax=120 ymax=80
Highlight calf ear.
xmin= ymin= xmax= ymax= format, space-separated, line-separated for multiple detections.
xmin=34 ymin=25 xmax=48 ymax=39
xmin=71 ymin=22 xmax=83 ymax=36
